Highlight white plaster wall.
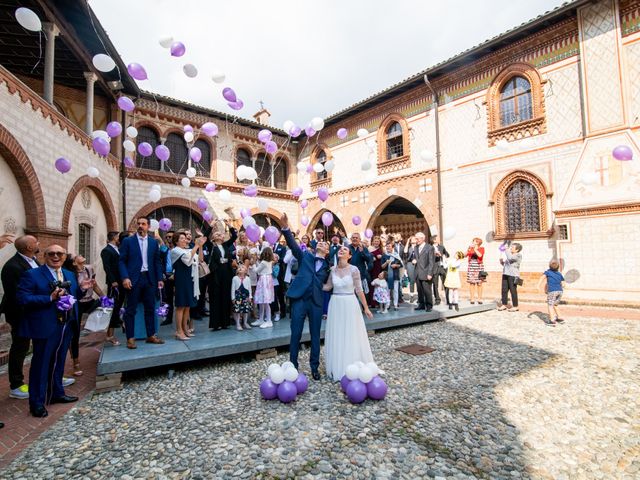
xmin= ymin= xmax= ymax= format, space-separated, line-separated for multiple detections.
xmin=0 ymin=153 xmax=26 ymax=298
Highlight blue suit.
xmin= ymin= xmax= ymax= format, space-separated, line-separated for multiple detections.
xmin=17 ymin=266 xmax=80 ymax=409
xmin=119 ymin=234 xmax=163 ymax=339
xmin=283 ymin=228 xmax=329 ymax=372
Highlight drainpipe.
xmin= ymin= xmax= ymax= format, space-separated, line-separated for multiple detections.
xmin=423 ymin=74 xmax=444 ymax=240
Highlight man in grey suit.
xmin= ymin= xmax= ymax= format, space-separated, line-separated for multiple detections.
xmin=414 ymin=232 xmax=436 ymax=312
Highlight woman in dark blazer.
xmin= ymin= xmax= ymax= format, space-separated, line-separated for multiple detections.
xmin=208 ymin=220 xmax=238 ymax=330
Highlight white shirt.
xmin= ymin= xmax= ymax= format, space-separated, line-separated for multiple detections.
xmin=109 ymin=243 xmax=119 ymax=254
xmin=137 ymin=234 xmax=148 ymax=272
xmin=18 ymin=253 xmax=38 ymax=269
xmin=46 ymin=265 xmax=63 ymax=281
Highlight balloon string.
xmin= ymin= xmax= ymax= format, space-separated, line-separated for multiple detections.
xmin=83 ymin=0 xmax=122 ymax=84
xmin=30 ymin=31 xmax=42 ymax=73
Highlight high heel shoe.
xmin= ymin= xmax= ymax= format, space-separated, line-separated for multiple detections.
xmin=174 ymin=333 xmax=190 ymax=341
xmin=73 ymin=362 xmax=83 ymax=377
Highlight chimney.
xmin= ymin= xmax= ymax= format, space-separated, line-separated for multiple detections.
xmin=253 ymin=107 xmax=271 ymax=126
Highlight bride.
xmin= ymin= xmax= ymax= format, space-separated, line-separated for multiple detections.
xmin=323 ymin=245 xmax=375 ymax=381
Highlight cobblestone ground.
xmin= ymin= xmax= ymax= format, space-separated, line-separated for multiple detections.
xmin=2 ymin=310 xmax=639 ymax=479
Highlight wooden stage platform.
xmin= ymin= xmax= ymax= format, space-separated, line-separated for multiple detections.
xmin=97 ymin=301 xmax=495 ymax=376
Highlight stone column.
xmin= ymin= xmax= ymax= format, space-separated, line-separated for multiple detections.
xmin=83 ymin=72 xmax=98 ymax=134
xmin=159 ymin=137 xmax=166 ymax=172
xmin=42 ymin=22 xmax=60 ymax=104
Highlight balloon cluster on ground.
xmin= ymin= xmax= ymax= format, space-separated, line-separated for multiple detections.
xmin=340 ymin=362 xmax=387 ymax=404
xmin=260 ymin=362 xmax=309 ymax=404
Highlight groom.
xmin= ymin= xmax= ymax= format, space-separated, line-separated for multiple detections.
xmin=280 ymin=213 xmax=330 ymax=380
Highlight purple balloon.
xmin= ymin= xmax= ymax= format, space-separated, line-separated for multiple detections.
xmin=337 ymin=128 xmax=348 ymax=139
xmin=294 ymin=373 xmax=309 ymax=394
xmin=300 ymin=199 xmax=309 ymax=209
xmin=228 ymin=99 xmax=244 ymax=111
xmin=222 ymin=87 xmax=237 ymax=103
xmin=243 ymin=185 xmax=258 ymax=197
xmin=158 ymin=218 xmax=172 ymax=232
xmin=205 ymin=183 xmax=216 ymax=192
xmin=127 ymin=62 xmax=148 ymax=81
xmin=292 ymin=187 xmax=303 ymax=198
xmin=55 ymin=157 xmax=71 ymax=174
xmin=318 ymin=187 xmax=329 ymax=202
xmin=240 ymin=208 xmax=251 ymax=219
xmin=117 ymin=96 xmax=135 ymax=112
xmin=340 ymin=375 xmax=351 ymax=393
xmin=260 ymin=378 xmax=278 ymax=400
xmin=92 ymin=137 xmax=110 ymax=157
xmin=245 ymin=224 xmax=261 ymax=243
xmin=305 ymin=125 xmax=316 ymax=137
xmin=202 ymin=210 xmax=213 ymax=222
xmin=190 ymin=147 xmax=202 ymax=163
xmin=264 ymin=226 xmax=280 ymax=244
xmin=265 ymin=140 xmax=278 ymax=155
xmin=321 ymin=211 xmax=334 ymax=227
xmin=289 ymin=125 xmax=302 ymax=138
xmin=196 ymin=198 xmax=208 ymax=211
xmin=306 ymin=164 xmax=314 ymax=174
xmin=346 ymin=380 xmax=368 ymax=404
xmin=124 ymin=156 xmax=135 ymax=168
xmin=201 ymin=122 xmax=219 ymax=137
xmin=106 ymin=121 xmax=122 ymax=138
xmin=258 ymin=129 xmax=272 ymax=143
xmin=155 ymin=144 xmax=170 ymax=162
xmin=183 ymin=125 xmax=193 ymax=133
xmin=612 ymin=145 xmax=633 ymax=161
xmin=366 ymin=376 xmax=388 ymax=400
xmin=364 ymin=228 xmax=374 ymax=239
xmin=301 ymin=215 xmax=310 ymax=227
xmin=170 ymin=41 xmax=186 ymax=57
xmin=277 ymin=380 xmax=297 ymax=403
xmin=352 ymin=216 xmax=361 ymax=226
xmin=138 ymin=142 xmax=153 ymax=157
xmin=498 ymin=243 xmax=508 ymax=252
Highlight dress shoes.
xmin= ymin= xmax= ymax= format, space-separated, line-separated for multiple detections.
xmin=426 ymin=308 xmax=433 ymax=312
xmin=311 ymin=371 xmax=321 ymax=381
xmin=126 ymin=339 xmax=137 ymax=349
xmin=414 ymin=305 xmax=426 ymax=311
xmin=145 ymin=335 xmax=165 ymax=344
xmin=30 ymin=405 xmax=48 ymax=417
xmin=50 ymin=395 xmax=78 ymax=404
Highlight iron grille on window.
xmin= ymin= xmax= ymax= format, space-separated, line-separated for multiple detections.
xmin=499 ymin=76 xmax=533 ymax=127
xmin=386 ymin=122 xmax=403 ymax=160
xmin=136 ymin=127 xmax=161 ymax=171
xmin=316 ymin=150 xmax=327 ymax=180
xmin=255 ymin=153 xmax=271 ymax=188
xmin=558 ymin=224 xmax=569 ymax=241
xmin=193 ymin=139 xmax=211 ymax=177
xmin=165 ymin=133 xmax=188 ymax=175
xmin=505 ymin=180 xmax=540 ymax=233
xmin=273 ymin=157 xmax=288 ymax=190
xmin=78 ymin=223 xmax=92 ymax=263
xmin=236 ymin=149 xmax=252 ymax=184
xmin=152 ymin=207 xmax=200 ymax=232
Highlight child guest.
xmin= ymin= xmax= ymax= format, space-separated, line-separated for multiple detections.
xmin=537 ymin=260 xmax=566 ymax=326
xmin=231 ymin=265 xmax=253 ymax=330
xmin=252 ymin=247 xmax=275 ymax=328
xmin=371 ymin=271 xmax=391 ymax=313
xmin=381 ymin=242 xmax=403 ymax=311
xmin=444 ymin=251 xmax=465 ymax=311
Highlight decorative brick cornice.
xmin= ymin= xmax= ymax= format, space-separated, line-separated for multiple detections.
xmin=62 ymin=176 xmax=119 ymax=232
xmin=377 ymin=155 xmax=411 ymax=175
xmin=554 ymin=202 xmax=640 ymax=218
xmin=310 ymin=177 xmax=332 ymax=191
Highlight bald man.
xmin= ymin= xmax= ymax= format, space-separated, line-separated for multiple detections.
xmin=1 ymin=235 xmax=40 ymax=400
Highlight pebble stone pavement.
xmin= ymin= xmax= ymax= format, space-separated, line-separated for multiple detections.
xmin=1 ymin=310 xmax=638 ymax=480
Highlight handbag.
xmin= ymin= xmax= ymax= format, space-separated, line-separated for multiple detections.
xmin=84 ymin=308 xmax=111 ymax=332
xmin=198 ymin=260 xmax=210 ymax=278
xmin=514 ymin=277 xmax=524 ymax=286
xmin=478 ymin=270 xmax=488 ymax=280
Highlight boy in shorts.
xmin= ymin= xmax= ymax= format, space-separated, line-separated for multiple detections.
xmin=537 ymin=260 xmax=566 ymax=326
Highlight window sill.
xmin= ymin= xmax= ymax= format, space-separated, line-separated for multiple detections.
xmin=493 ymin=229 xmax=553 ymax=241
xmin=488 ymin=116 xmax=546 ymax=146
xmin=377 ymin=155 xmax=410 ymax=175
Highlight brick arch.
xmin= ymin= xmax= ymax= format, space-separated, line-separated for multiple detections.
xmin=0 ymin=122 xmax=47 ymax=230
xmin=62 ymin=176 xmax=118 ymax=233
xmin=248 ymin=207 xmax=283 ymax=227
xmin=366 ymin=195 xmax=429 ymax=240
xmin=133 ymin=121 xmax=162 ymax=137
xmin=162 ymin=127 xmax=187 ymax=140
xmin=376 ymin=113 xmax=411 ymax=165
xmin=306 ymin=208 xmax=346 ymax=236
xmin=128 ymin=196 xmax=203 ymax=231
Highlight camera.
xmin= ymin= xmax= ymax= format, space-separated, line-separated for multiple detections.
xmin=49 ymin=280 xmax=71 ymax=293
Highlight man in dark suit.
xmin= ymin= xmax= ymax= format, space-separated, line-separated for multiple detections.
xmin=272 ymin=236 xmax=288 ymax=321
xmin=1 ymin=235 xmax=40 ymax=400
xmin=414 ymin=232 xmax=436 ymax=312
xmin=119 ymin=217 xmax=165 ymax=349
xmin=17 ymin=244 xmax=88 ymax=417
xmin=431 ymin=235 xmax=450 ymax=306
xmin=280 ymin=213 xmax=329 ymax=380
xmin=100 ymin=231 xmax=126 ymax=344
xmin=348 ymin=233 xmax=373 ymax=297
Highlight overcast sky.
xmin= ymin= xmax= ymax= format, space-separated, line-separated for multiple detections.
xmin=89 ymin=0 xmax=566 ymax=128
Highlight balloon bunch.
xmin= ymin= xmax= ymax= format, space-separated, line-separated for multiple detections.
xmin=222 ymin=88 xmax=243 ymax=111
xmin=260 ymin=361 xmax=309 ymax=404
xmin=340 ymin=362 xmax=387 ymax=404
xmin=258 ymin=129 xmax=278 ymax=155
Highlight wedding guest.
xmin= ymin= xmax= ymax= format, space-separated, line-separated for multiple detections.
xmin=252 ymin=246 xmax=275 ymax=328
xmin=498 ymin=243 xmax=523 ymax=312
xmin=444 ymin=251 xmax=464 ymax=311
xmin=381 ymin=241 xmax=403 ymax=311
xmin=171 ymin=232 xmax=205 ymax=340
xmin=414 ymin=232 xmax=435 ymax=312
xmin=348 ymin=233 xmax=373 ymax=295
xmin=466 ymin=237 xmax=486 ymax=304
xmin=208 ymin=220 xmax=237 ymax=330
xmin=310 ymin=229 xmax=325 ymax=250
xmin=537 ymin=260 xmax=566 ymax=326
xmin=270 ymin=253 xmax=285 ymax=322
xmin=159 ymin=230 xmax=175 ymax=326
xmin=431 ymin=235 xmax=449 ymax=306
xmin=300 ymin=234 xmax=312 ymax=252
xmin=100 ymin=231 xmax=125 ymax=345
xmin=368 ymin=236 xmax=384 ymax=307
xmin=231 ymin=265 xmax=253 ymax=330
xmin=404 ymin=236 xmax=418 ymax=303
xmin=272 ymin=237 xmax=288 ymax=320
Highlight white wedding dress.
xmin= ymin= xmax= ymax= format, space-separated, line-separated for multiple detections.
xmin=324 ymin=264 xmax=374 ymax=381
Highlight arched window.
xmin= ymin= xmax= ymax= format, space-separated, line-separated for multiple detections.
xmin=316 ymin=150 xmax=328 ymax=181
xmin=385 ymin=122 xmax=403 ymax=159
xmin=193 ymin=139 xmax=211 ymax=177
xmin=254 ymin=153 xmax=271 ymax=188
xmin=150 ymin=206 xmax=201 ymax=232
xmin=77 ymin=223 xmax=92 ymax=263
xmin=136 ymin=126 xmax=161 ymax=171
xmin=499 ymin=76 xmax=532 ymax=127
xmin=236 ymin=148 xmax=252 ymax=185
xmin=273 ymin=157 xmax=288 ymax=190
xmin=165 ymin=133 xmax=188 ymax=175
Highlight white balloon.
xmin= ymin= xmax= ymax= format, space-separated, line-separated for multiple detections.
xmin=496 ymin=139 xmax=510 ymax=152
xmin=236 ymin=165 xmax=248 ymax=181
xmin=149 ymin=219 xmax=160 ymax=231
xmin=284 ymin=367 xmax=298 ymax=382
xmin=257 ymin=199 xmax=269 ymax=212
xmin=345 ymin=364 xmax=360 ymax=381
xmin=151 ymin=184 xmax=162 ymax=192
xmin=211 ymin=71 xmax=226 ymax=83
xmin=245 ymin=167 xmax=258 ymax=181
xmin=361 ymin=159 xmax=372 ymax=171
xmin=281 ymin=361 xmax=295 ymax=370
xmin=267 ymin=363 xmax=280 ymax=375
xmin=269 ymin=366 xmax=285 ymax=384
xmin=126 ymin=126 xmax=138 ymax=138
xmin=184 ymin=131 xmax=194 ymax=143
xmin=218 ymin=189 xmax=231 ymax=202
xmin=15 ymin=7 xmax=42 ymax=32
xmin=159 ymin=36 xmax=174 ymax=48
xmin=259 ymin=226 xmax=265 ymax=238
xmin=313 ymin=162 xmax=325 ymax=173
xmin=92 ymin=54 xmax=116 ymax=73
xmin=282 ymin=120 xmax=295 ymax=133
xmin=358 ymin=366 xmax=374 ymax=384
xmin=357 ymin=128 xmax=369 ymax=138
xmin=186 ymin=167 xmax=197 ymax=178
xmin=310 ymin=117 xmax=325 ymax=131
xmin=443 ymin=226 xmax=456 ymax=240
xmin=365 ymin=362 xmax=379 ymax=377
xmin=354 ymin=361 xmax=365 ymax=368
xmin=183 ymin=63 xmax=198 ymax=78
xmin=420 ymin=149 xmax=435 ymax=163
xmin=581 ymin=171 xmax=598 ymax=185
xmin=86 ymin=166 xmax=100 ymax=178
xmin=324 ymin=160 xmax=335 ymax=172
xmin=149 ymin=189 xmax=161 ymax=202
xmin=123 ymin=140 xmax=136 ymax=152
xmin=181 ymin=177 xmax=191 ymax=188
xmin=92 ymin=130 xmax=109 ymax=141
xmin=242 ymin=216 xmax=256 ymax=228
xmin=296 ymin=162 xmax=307 ymax=172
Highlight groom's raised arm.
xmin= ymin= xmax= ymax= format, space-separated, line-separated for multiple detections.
xmin=280 ymin=212 xmax=303 ymax=262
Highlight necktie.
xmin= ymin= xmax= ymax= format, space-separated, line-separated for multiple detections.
xmin=56 ymin=269 xmax=63 ymax=282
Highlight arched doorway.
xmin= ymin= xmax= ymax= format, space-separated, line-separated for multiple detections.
xmin=368 ymin=196 xmax=429 ymax=241
xmin=309 ymin=209 xmax=347 ymax=236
